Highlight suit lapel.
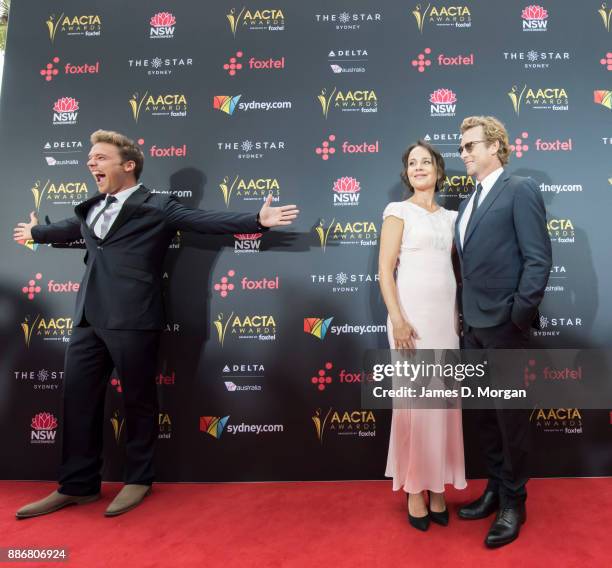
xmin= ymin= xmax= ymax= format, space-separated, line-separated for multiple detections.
xmin=463 ymin=173 xmax=510 ymax=249
xmin=75 ymin=193 xmax=105 ymax=238
xmin=102 ymin=185 xmax=151 ymax=242
xmin=455 ymin=198 xmax=469 ymax=257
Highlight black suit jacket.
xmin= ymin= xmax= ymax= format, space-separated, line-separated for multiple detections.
xmin=454 ymin=173 xmax=552 ymax=331
xmin=31 ymin=185 xmax=263 ymax=330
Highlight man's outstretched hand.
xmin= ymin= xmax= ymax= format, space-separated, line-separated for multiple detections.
xmin=258 ymin=194 xmax=299 ymax=228
xmin=13 ymin=212 xmax=39 ymax=242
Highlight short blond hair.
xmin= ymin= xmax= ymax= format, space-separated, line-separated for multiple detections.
xmin=460 ymin=116 xmax=510 ymax=166
xmin=90 ymin=129 xmax=144 ymax=180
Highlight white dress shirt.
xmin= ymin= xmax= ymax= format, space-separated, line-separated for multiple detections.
xmin=459 ymin=167 xmax=504 ymax=247
xmin=86 ymin=184 xmax=141 ymax=238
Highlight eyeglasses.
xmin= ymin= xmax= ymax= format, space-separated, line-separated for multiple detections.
xmin=458 ymin=140 xmax=486 ymax=154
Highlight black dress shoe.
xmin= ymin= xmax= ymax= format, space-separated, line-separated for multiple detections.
xmin=407 ymin=494 xmax=430 ymax=531
xmin=458 ymin=490 xmax=499 ymax=520
xmin=485 ymin=503 xmax=526 ymax=548
xmin=428 ymin=491 xmax=449 ymax=526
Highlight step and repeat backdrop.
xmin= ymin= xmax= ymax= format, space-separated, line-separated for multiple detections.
xmin=1 ymin=1 xmax=612 ymax=482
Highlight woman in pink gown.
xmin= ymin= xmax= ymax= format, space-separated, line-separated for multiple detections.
xmin=378 ymin=141 xmax=466 ymax=531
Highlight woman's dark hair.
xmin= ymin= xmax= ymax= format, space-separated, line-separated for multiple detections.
xmin=400 ymin=140 xmax=446 ymax=192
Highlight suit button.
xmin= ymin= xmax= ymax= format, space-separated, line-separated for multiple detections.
xmin=97 ymin=246 xmax=103 ymax=250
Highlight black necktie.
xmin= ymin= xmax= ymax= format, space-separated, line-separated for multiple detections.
xmin=464 ymin=183 xmax=483 ymax=238
xmin=89 ymin=195 xmax=117 ymax=237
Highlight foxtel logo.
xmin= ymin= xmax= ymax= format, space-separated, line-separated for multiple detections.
xmin=137 ymin=138 xmax=187 ymax=157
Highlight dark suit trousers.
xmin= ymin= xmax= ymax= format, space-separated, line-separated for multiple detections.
xmin=58 ymin=325 xmax=160 ymax=496
xmin=463 ymin=320 xmax=531 ymax=504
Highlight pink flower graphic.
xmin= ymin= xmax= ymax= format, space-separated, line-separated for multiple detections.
xmin=235 ymin=233 xmax=263 ymax=240
xmin=521 ymin=5 xmax=548 ymax=19
xmin=31 ymin=412 xmax=58 ymax=430
xmin=53 ymin=97 xmax=79 ymax=112
xmin=429 ymin=89 xmax=457 ymax=104
xmin=333 ymin=177 xmax=361 ymax=193
xmin=150 ymin=12 xmax=176 ymax=27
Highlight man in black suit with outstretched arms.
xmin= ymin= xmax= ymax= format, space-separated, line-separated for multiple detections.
xmin=13 ymin=129 xmax=299 ymax=518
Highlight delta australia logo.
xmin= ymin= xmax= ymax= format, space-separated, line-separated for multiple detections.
xmin=130 ymin=91 xmax=187 ymax=121
xmin=318 ymin=88 xmax=378 ymax=117
xmin=30 ymin=179 xmax=89 ymax=211
xmin=30 ymin=412 xmax=58 ymax=444
xmin=46 ymin=13 xmax=101 ymax=42
xmin=214 ymin=312 xmax=277 ymax=346
xmin=226 ymin=7 xmax=285 ymax=36
xmin=220 ymin=176 xmax=280 ymax=207
xmin=21 ymin=315 xmax=73 ymax=347
xmin=315 ymin=218 xmax=378 ymax=251
xmin=312 ymin=408 xmax=376 ymax=443
xmin=328 ymin=49 xmax=368 ymax=74
xmin=52 ymin=97 xmax=79 ymax=125
xmin=150 ymin=12 xmax=176 ymax=39
xmin=43 ymin=140 xmax=83 ymax=167
xmin=522 ymin=5 xmax=548 ymax=31
xmin=508 ymin=85 xmax=569 ymax=115
xmin=412 ymin=4 xmax=472 ymax=32
xmin=429 ymin=89 xmax=457 ymax=117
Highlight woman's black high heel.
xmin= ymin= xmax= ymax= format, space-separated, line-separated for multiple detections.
xmin=428 ymin=490 xmax=449 ymax=526
xmin=407 ymin=493 xmax=430 ymax=531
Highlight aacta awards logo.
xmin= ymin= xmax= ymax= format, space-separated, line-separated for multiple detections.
xmin=508 ymin=85 xmax=569 ymax=115
xmin=30 ymin=412 xmax=58 ymax=444
xmin=521 ymin=5 xmax=548 ymax=31
xmin=333 ymin=177 xmax=361 ymax=207
xmin=429 ymin=89 xmax=457 ymax=117
xmin=312 ymin=408 xmax=376 ymax=444
xmin=547 ymin=218 xmax=575 ymax=244
xmin=315 ymin=218 xmax=378 ymax=251
xmin=21 ymin=314 xmax=73 ymax=347
xmin=220 ymin=176 xmax=280 ymax=207
xmin=214 ymin=312 xmax=277 ymax=346
xmin=46 ymin=13 xmax=102 ymax=43
xmin=52 ymin=97 xmax=79 ymax=125
xmin=317 ymin=88 xmax=378 ymax=117
xmin=129 ymin=91 xmax=187 ymax=121
xmin=149 ymin=12 xmax=176 ymax=39
xmin=200 ymin=416 xmax=230 ymax=439
xmin=226 ymin=7 xmax=285 ymax=36
xmin=304 ymin=317 xmax=334 ymax=340
xmin=234 ymin=233 xmax=263 ymax=253
xmin=412 ymin=4 xmax=472 ymax=32
xmin=30 ymin=179 xmax=89 ymax=211
xmin=530 ymin=407 xmax=583 ymax=434
xmin=599 ymin=2 xmax=612 ymax=31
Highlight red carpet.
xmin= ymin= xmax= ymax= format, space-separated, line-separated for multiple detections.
xmin=0 ymin=478 xmax=610 ymax=567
